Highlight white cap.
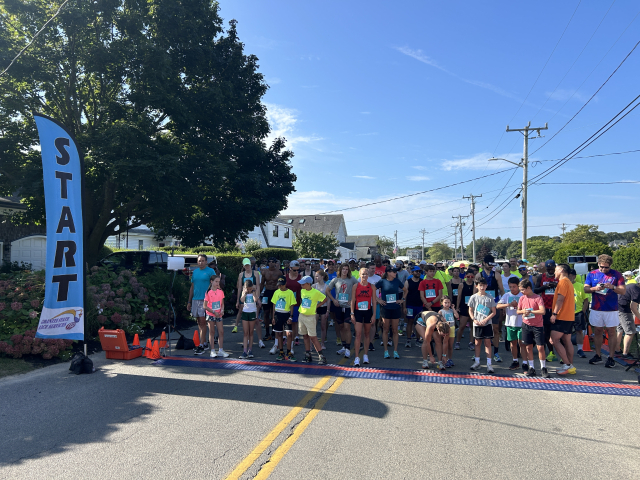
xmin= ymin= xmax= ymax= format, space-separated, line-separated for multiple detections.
xmin=419 ymin=260 xmax=427 ymax=265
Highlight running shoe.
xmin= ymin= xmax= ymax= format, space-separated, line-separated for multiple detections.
xmin=577 ymin=349 xmax=586 ymax=358
xmin=405 ymin=341 xmax=411 ymax=348
xmin=337 ymin=346 xmax=346 ymax=355
xmin=493 ymin=353 xmax=502 ymax=363
xmin=194 ymin=346 xmax=205 ymax=355
xmin=487 ymin=365 xmax=495 ymax=374
xmin=525 ymin=368 xmax=536 ymax=377
xmin=398 ymin=328 xmax=404 ymax=336
xmin=384 ymin=351 xmax=390 ymax=359
xmin=288 ymin=353 xmax=297 ymax=362
xmin=321 ymin=342 xmax=326 ymax=351
xmin=557 ymin=364 xmax=571 ymax=375
xmin=353 ymin=357 xmax=361 ymax=367
xmin=374 ymin=332 xmax=380 ymax=339
xmin=445 ymin=359 xmax=455 ymax=368
xmin=436 ymin=361 xmax=445 ymax=370
xmin=614 ymin=350 xmax=623 ymax=355
xmin=258 ymin=340 xmax=265 ymax=349
xmin=454 ymin=342 xmax=461 ymax=350
xmin=269 ymin=345 xmax=277 ymax=355
xmin=344 ymin=349 xmax=351 ymax=358
xmin=369 ymin=342 xmax=375 ymax=351
xmin=336 ymin=337 xmax=342 ymax=346
xmin=210 ymin=350 xmax=217 ymax=358
xmin=387 ymin=340 xmax=393 ymax=347
xmin=470 ymin=361 xmax=480 ymax=370
xmin=522 ymin=363 xmax=529 ymax=373
xmin=621 ymin=353 xmax=635 ymax=360
xmin=318 ymin=354 xmax=327 ymax=364
xmin=468 ymin=342 xmax=474 ymax=351
xmin=213 ymin=337 xmax=218 ymax=344
xmin=276 ymin=353 xmax=284 ymax=361
xmin=219 ymin=349 xmax=229 ymax=358
xmin=589 ymin=354 xmax=603 ymax=365
xmin=422 ymin=360 xmax=430 ymax=369
xmin=329 ymin=320 xmax=334 ymax=326
xmin=203 ymin=342 xmax=210 ymax=350
xmin=546 ymin=351 xmax=557 ymax=362
xmin=541 ymin=367 xmax=549 ymax=378
xmin=380 ymin=340 xmax=384 ymax=346
xmin=263 ymin=334 xmax=272 ymax=341
xmin=295 ymin=337 xmax=300 ymax=346
xmin=605 ymin=356 xmax=616 ymax=368
xmin=363 ymin=354 xmax=370 ymax=364
xmin=566 ymin=366 xmax=577 ymax=374
xmin=303 ymin=353 xmax=312 ymax=363
xmin=232 ymin=326 xmax=237 ymax=333
xmin=509 ymin=361 xmax=520 ymax=370
xmin=247 ymin=350 xmax=254 ymax=358
xmin=393 ymin=351 xmax=400 ymax=359
xmin=239 ymin=351 xmax=248 ymax=359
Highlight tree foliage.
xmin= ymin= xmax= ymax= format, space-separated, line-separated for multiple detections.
xmin=0 ymin=0 xmax=295 ymax=265
xmin=553 ymin=241 xmax=612 ymax=265
xmin=526 ymin=238 xmax=560 ymax=264
xmin=243 ymin=239 xmax=262 ymax=256
xmin=427 ymin=242 xmax=452 ymax=262
xmin=376 ymin=236 xmax=395 ymax=256
xmin=292 ymin=230 xmax=339 ymax=259
xmin=612 ymin=245 xmax=640 ymax=273
xmin=562 ymin=225 xmax=608 ymax=245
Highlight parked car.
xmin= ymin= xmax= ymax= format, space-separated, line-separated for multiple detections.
xmin=98 ymin=250 xmax=168 ymax=273
xmin=172 ymin=254 xmax=217 ymax=278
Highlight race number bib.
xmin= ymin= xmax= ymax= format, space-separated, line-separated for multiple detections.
xmin=475 ymin=303 xmax=490 ymax=322
xmin=338 ymin=293 xmax=349 ymax=302
xmin=486 ymin=290 xmax=495 ymax=299
xmin=407 ymin=308 xmax=413 ymax=317
xmin=210 ymin=301 xmax=221 ymax=312
xmin=301 ymin=298 xmax=312 ymax=309
xmin=543 ymin=282 xmax=555 ymax=296
xmin=465 ymin=296 xmax=471 ymax=304
xmin=442 ymin=310 xmax=455 ymax=325
xmin=425 ymin=289 xmax=436 ymax=298
xmin=275 ymin=298 xmax=287 ymax=312
xmin=508 ymin=296 xmax=519 ymax=305
xmin=524 ymin=309 xmax=535 ymax=320
xmin=386 ymin=294 xmax=396 ymax=303
xmin=262 ymin=296 xmax=268 ymax=304
xmin=245 ymin=294 xmax=255 ymax=304
xmin=452 ymin=288 xmax=459 ymax=296
xmin=357 ymin=301 xmax=369 ymax=311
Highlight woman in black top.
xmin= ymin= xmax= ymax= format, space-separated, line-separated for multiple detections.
xmin=375 ymin=266 xmax=408 ymax=360
xmin=455 ymin=271 xmax=476 ymax=351
xmin=403 ymin=267 xmax=423 ymax=348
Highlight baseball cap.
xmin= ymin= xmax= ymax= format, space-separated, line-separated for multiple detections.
xmin=298 ymin=276 xmax=313 ymax=285
xmin=290 ymin=260 xmax=300 ymax=267
xmin=520 ymin=259 xmax=529 ymax=264
xmin=623 ymin=271 xmax=633 ymax=277
xmin=242 ymin=258 xmax=251 ymax=266
xmin=419 ymin=260 xmax=427 ymax=265
xmin=412 ymin=266 xmax=422 ymax=271
xmin=459 ymin=263 xmax=466 ymax=268
xmin=277 ymin=276 xmax=287 ymax=285
xmin=385 ymin=266 xmax=398 ymax=273
xmin=349 ymin=259 xmax=356 ymax=263
xmin=545 ymin=259 xmax=556 ymax=268
xmin=518 ymin=265 xmax=527 ymax=270
xmin=568 ymin=268 xmax=577 ymax=276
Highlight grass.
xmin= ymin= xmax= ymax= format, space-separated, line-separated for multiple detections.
xmin=0 ymin=357 xmax=38 ymax=379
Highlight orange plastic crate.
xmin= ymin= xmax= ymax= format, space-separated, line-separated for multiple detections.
xmin=98 ymin=327 xmax=143 ymax=360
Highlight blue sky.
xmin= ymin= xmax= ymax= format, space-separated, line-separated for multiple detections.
xmin=220 ymin=0 xmax=640 ymax=248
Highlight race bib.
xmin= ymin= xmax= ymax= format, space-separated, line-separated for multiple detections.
xmin=386 ymin=294 xmax=396 ymax=303
xmin=425 ymin=289 xmax=436 ymax=298
xmin=275 ymin=298 xmax=287 ymax=312
xmin=338 ymin=293 xmax=349 ymax=302
xmin=357 ymin=301 xmax=369 ymax=311
xmin=452 ymin=288 xmax=458 ymax=296
xmin=476 ymin=304 xmax=490 ymax=317
xmin=508 ymin=296 xmax=519 ymax=305
xmin=301 ymin=298 xmax=312 ymax=308
xmin=465 ymin=296 xmax=471 ymax=304
xmin=210 ymin=301 xmax=221 ymax=312
xmin=245 ymin=294 xmax=254 ymax=304
xmin=595 ymin=288 xmax=608 ymax=295
xmin=407 ymin=308 xmax=413 ymax=317
xmin=486 ymin=290 xmax=495 ymax=299
xmin=262 ymin=296 xmax=268 ymax=304
xmin=442 ymin=310 xmax=455 ymax=325
xmin=524 ymin=309 xmax=535 ymax=320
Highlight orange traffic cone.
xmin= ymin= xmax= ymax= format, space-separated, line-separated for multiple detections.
xmin=160 ymin=331 xmax=167 ymax=348
xmin=582 ymin=333 xmax=592 ymax=352
xmin=133 ymin=333 xmax=140 ymax=346
xmin=193 ymin=329 xmax=200 ymax=347
xmin=150 ymin=340 xmax=161 ymax=360
xmin=604 ymin=331 xmax=609 ymax=346
xmin=145 ymin=339 xmax=152 ymax=358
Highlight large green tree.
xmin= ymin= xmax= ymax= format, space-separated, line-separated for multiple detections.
xmin=0 ymin=0 xmax=295 ymax=265
xmin=427 ymin=242 xmax=453 ymax=262
xmin=562 ymin=225 xmax=608 ymax=245
xmin=376 ymin=236 xmax=394 ymax=256
xmin=526 ymin=238 xmax=560 ymax=264
xmin=292 ymin=230 xmax=339 ymax=260
xmin=553 ymin=241 xmax=612 ymax=265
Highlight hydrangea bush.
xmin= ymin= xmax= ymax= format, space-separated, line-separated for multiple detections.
xmin=0 ymin=270 xmax=46 ymax=340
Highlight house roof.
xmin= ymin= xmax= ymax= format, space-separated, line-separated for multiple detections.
xmin=346 ymin=235 xmax=378 ymax=247
xmin=340 ymin=242 xmax=356 ymax=250
xmin=0 ymin=196 xmax=26 ymax=212
xmin=276 ymin=214 xmax=346 ymax=236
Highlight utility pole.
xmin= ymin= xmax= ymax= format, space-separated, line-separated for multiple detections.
xmin=419 ymin=229 xmax=427 ymax=261
xmin=561 ymin=223 xmax=567 ymax=239
xmin=452 ymin=222 xmax=458 ymax=259
xmin=453 ymin=214 xmax=469 ymax=260
xmin=463 ymin=194 xmax=482 ymax=263
xmin=492 ymin=121 xmax=548 ymax=260
xmin=394 ymin=230 xmax=398 ymax=256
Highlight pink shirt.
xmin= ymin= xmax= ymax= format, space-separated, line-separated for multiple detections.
xmin=204 ymin=289 xmax=225 ymax=316
xmin=518 ymin=294 xmax=545 ymax=327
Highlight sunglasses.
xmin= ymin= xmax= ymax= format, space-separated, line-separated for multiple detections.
xmin=291 ymin=268 xmax=299 ymax=271
xmin=598 ymin=265 xmax=611 ymax=269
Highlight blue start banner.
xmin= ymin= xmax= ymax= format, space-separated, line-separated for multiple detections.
xmin=34 ymin=114 xmax=84 ymax=340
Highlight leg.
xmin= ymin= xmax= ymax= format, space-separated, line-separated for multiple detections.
xmin=606 ymin=326 xmax=618 ymax=356
xmin=433 ymin=332 xmax=443 ymax=360
xmin=536 ymin=344 xmax=546 ymax=362
xmin=309 ymin=335 xmax=323 ymax=354
xmin=392 ymin=318 xmax=400 ymax=352
xmin=292 ymin=322 xmax=298 ymax=346
xmin=208 ymin=320 xmax=216 ymax=347
xmin=303 ymin=334 xmax=311 ymax=352
xmin=484 ymin=338 xmax=492 ymax=360
xmin=406 ymin=318 xmax=414 ymax=342
xmin=320 ymin=313 xmax=328 ymax=344
xmin=247 ymin=320 xmax=255 ymax=352
xmin=550 ymin=330 xmax=569 ymax=364
xmin=593 ymin=326 xmax=604 ymax=356
xmin=414 ymin=324 xmax=428 ymax=360
xmin=216 ymin=319 xmax=224 ymax=350
xmin=474 ymin=337 xmax=482 ymax=358
xmin=382 ymin=318 xmax=391 ymax=353
xmin=342 ymin=320 xmax=352 ymax=351
xmin=197 ymin=317 xmax=207 ymax=346
xmin=354 ymin=322 xmax=363 ymax=358
xmin=242 ymin=320 xmax=250 ymax=352
xmin=563 ymin=333 xmax=573 ymax=364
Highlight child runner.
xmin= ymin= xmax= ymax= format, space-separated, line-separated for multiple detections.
xmin=439 ymin=296 xmax=459 ymax=368
xmin=271 ymin=276 xmax=297 ymax=361
xmin=455 ymin=270 xmax=476 ymax=351
xmin=517 ymin=279 xmax=547 ymax=377
xmin=297 ymin=276 xmax=328 ymax=364
xmin=350 ymin=267 xmax=376 ymax=366
xmin=414 ymin=311 xmax=449 ymax=369
xmin=203 ymin=276 xmax=229 ymax=358
xmin=468 ymin=278 xmax=496 ymax=373
xmin=376 ymin=266 xmax=407 ymax=359
xmin=239 ymin=280 xmax=262 ymax=359
xmin=497 ymin=277 xmax=524 ymax=370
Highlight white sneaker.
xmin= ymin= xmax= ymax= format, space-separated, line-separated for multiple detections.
xmin=329 ymin=320 xmax=334 ymax=326
xmin=269 ymin=345 xmax=277 ymax=355
xmin=487 ymin=365 xmax=495 ymax=374
xmin=557 ymin=364 xmax=570 ymax=374
xmin=344 ymin=349 xmax=350 ymax=358
xmin=337 ymin=347 xmax=346 ymax=355
xmin=219 ymin=349 xmax=229 ymax=358
xmin=380 ymin=340 xmax=384 ymax=346
xmin=422 ymin=360 xmax=430 ymax=369
xmin=353 ymin=357 xmax=360 ymax=366
xmin=258 ymin=340 xmax=266 ymax=349
xmin=363 ymin=354 xmax=369 ymax=364
xmin=321 ymin=342 xmax=326 ymax=350
xmin=210 ymin=350 xmax=218 ymax=358
xmin=387 ymin=340 xmax=393 ymax=346
xmin=470 ymin=361 xmax=480 ymax=370
xmin=290 ymin=347 xmax=294 ymax=355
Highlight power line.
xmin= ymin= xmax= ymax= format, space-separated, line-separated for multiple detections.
xmin=537 ymin=181 xmax=640 ymax=185
xmin=535 ymin=149 xmax=640 ymax=162
xmin=478 ymin=221 xmax=640 ymax=230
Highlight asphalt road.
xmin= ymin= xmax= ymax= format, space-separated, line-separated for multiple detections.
xmin=1 ymin=318 xmax=640 ymax=480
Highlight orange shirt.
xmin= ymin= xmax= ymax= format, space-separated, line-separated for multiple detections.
xmin=552 ymin=277 xmax=575 ymax=321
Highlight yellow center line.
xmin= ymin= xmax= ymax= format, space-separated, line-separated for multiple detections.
xmin=253 ymin=376 xmax=345 ymax=479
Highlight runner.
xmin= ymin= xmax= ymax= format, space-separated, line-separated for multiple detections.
xmin=468 ymin=277 xmax=497 ymax=373
xmin=455 ymin=270 xmax=476 ymax=351
xmin=297 ymin=276 xmax=328 ymax=364
xmin=475 ymin=255 xmax=504 ymax=362
xmin=235 ymin=258 xmax=260 ymax=337
xmin=534 ymin=259 xmax=558 ymax=362
xmin=617 ymin=281 xmax=640 ymax=359
xmin=326 ymin=264 xmax=358 ymax=358
xmin=312 ymin=269 xmax=330 ymax=350
xmin=325 ymin=260 xmax=339 ymax=340
xmin=404 ymin=266 xmax=423 ymax=348
xmin=349 ymin=259 xmax=360 ymax=279
xmin=187 ymin=254 xmax=216 ymax=355
xmin=419 ymin=264 xmax=443 ymax=312
xmin=414 ymin=311 xmax=449 ymax=369
xmin=302 ymin=260 xmax=313 ymax=278
xmin=203 ymin=275 xmax=229 ymax=358
xmin=439 ymin=296 xmax=458 ymax=367
xmin=550 ymin=263 xmax=576 ymax=375
xmin=447 ymin=266 xmax=462 ymax=319
xmin=350 ymin=267 xmax=376 ymax=366
xmin=271 ymin=276 xmax=297 ymax=361
xmin=497 ymin=276 xmax=524 ymax=370
xmin=285 ymin=260 xmax=303 ymax=354
xmin=262 ymin=257 xmax=281 ymax=349
xmin=570 ymin=268 xmax=590 ymax=358
xmin=395 ymin=260 xmax=409 ymax=336
xmin=434 ymin=261 xmax=450 ymax=297
xmin=238 ymin=279 xmax=262 ymax=359
xmin=584 ymin=254 xmax=626 ymax=368
xmin=517 ymin=279 xmax=547 ymax=377
xmin=367 ymin=262 xmax=382 ymax=351
xmin=373 ymin=254 xmax=386 ymax=277
xmin=376 ymin=266 xmax=407 ymax=359
xmin=509 ymin=257 xmax=522 ymax=278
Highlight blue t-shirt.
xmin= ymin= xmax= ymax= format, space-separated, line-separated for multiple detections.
xmin=375 ymin=278 xmax=403 ymax=310
xmin=327 ymin=271 xmax=337 ymax=297
xmin=585 ymin=268 xmax=625 ymax=312
xmin=191 ymin=267 xmax=215 ymax=300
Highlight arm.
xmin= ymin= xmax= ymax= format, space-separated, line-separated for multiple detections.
xmin=550 ymin=294 xmax=564 ymax=323
xmin=350 ymin=283 xmax=357 ymax=313
xmin=433 ymin=282 xmax=443 ymax=306
xmin=420 ymin=290 xmax=430 ymax=309
xmin=325 ymin=280 xmax=338 ymax=306
xmin=631 ymin=302 xmax=640 ymax=320
xmin=582 ymin=298 xmax=589 ymax=314
xmin=203 ymin=296 xmax=214 ymax=315
xmin=187 ymin=283 xmax=195 ymax=310
xmin=401 ymin=284 xmax=408 ymax=304
xmin=495 ymin=272 xmax=504 ymax=296
xmin=496 ymin=302 xmax=509 ymax=310
xmin=377 ymin=288 xmax=386 ymax=306
xmin=482 ymin=306 xmax=497 ymax=326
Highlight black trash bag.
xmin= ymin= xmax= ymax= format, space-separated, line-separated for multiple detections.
xmin=69 ymin=352 xmax=94 ymax=374
xmin=175 ymin=333 xmax=194 ymax=350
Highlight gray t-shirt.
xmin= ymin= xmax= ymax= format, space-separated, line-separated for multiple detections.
xmin=468 ymin=293 xmax=496 ymax=324
xmin=396 ymin=269 xmax=410 ymax=285
xmin=327 ymin=277 xmax=358 ymax=307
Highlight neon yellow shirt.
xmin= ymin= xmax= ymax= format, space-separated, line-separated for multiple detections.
xmin=572 ymin=281 xmax=589 ymax=314
xmin=299 ymin=288 xmax=326 ymax=315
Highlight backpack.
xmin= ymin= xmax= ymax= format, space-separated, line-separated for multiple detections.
xmin=69 ymin=352 xmax=95 ymax=374
xmin=175 ymin=332 xmax=195 ymax=350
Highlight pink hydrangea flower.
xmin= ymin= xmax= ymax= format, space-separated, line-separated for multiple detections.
xmin=111 ymin=313 xmax=122 ymax=324
xmin=29 ymin=310 xmax=39 ymax=319
xmin=30 ymin=299 xmax=40 ymax=309
xmin=11 ymin=302 xmax=23 ymax=311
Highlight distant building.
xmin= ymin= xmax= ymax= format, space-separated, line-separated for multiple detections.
xmin=406 ymin=249 xmax=423 ymax=261
xmin=246 ymin=219 xmax=293 ymax=249
xmin=276 ymin=215 xmax=348 ymax=244
xmin=105 ymin=227 xmax=180 ymax=251
xmin=609 ymin=239 xmax=628 ymax=248
xmin=338 ymin=242 xmax=357 ymax=260
xmin=345 ymin=235 xmax=379 ymax=260
xmin=0 ymin=196 xmax=46 ymax=269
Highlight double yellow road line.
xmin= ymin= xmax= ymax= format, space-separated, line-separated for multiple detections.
xmin=224 ymin=360 xmax=347 ymax=479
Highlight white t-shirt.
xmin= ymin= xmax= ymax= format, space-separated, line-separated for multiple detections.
xmin=499 ymin=292 xmax=523 ymax=327
xmin=368 ymin=274 xmax=382 ymax=298
xmin=501 ymin=274 xmax=518 ymax=293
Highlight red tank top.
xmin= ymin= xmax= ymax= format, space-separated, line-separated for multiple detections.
xmin=354 ymin=282 xmax=374 ymax=310
xmin=286 ymin=272 xmax=302 ymax=304
xmin=540 ymin=273 xmax=556 ymax=309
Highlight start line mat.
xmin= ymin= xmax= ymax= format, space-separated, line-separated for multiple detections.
xmin=153 ymin=356 xmax=640 ymax=397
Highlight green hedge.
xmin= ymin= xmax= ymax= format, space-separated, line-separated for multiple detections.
xmin=252 ymin=248 xmax=298 ymax=261
xmin=216 ymin=253 xmax=247 ymax=274
xmin=613 ymin=244 xmax=640 ymax=273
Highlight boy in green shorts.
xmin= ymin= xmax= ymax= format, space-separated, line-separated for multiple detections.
xmin=497 ymin=276 xmax=525 ymax=370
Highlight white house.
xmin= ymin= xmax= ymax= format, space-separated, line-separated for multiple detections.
xmin=246 ymin=220 xmax=293 ymax=249
xmin=276 ymin=215 xmax=348 ymax=244
xmin=105 ymin=227 xmax=180 ymax=251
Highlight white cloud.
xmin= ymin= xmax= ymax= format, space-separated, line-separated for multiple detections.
xmin=265 ymin=103 xmax=322 ymax=147
xmin=544 ymin=89 xmax=589 ymax=103
xmin=406 ymin=175 xmax=430 ymax=181
xmin=266 ymin=77 xmax=282 ymax=85
xmin=440 ymin=152 xmax=522 ymax=171
xmin=412 ymin=165 xmax=428 ymax=171
xmin=353 ymin=175 xmax=375 ymax=179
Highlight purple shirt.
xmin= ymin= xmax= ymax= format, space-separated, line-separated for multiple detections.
xmin=584 ymin=268 xmax=625 ymax=312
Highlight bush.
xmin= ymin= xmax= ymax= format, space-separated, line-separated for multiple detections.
xmin=0 ymin=329 xmax=73 ymax=359
xmin=216 ymin=253 xmax=247 ymax=275
xmin=553 ymin=241 xmax=612 ymax=266
xmin=613 ymin=244 xmax=640 ymax=273
xmin=243 ymin=239 xmax=262 ymax=255
xmin=253 ymin=248 xmax=298 ymax=262
xmin=0 ymin=270 xmax=45 ymax=340
xmin=96 ymin=245 xmax=113 ymax=262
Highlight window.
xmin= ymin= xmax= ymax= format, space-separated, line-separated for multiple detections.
xmin=299 ymin=219 xmax=305 ymax=224
xmin=284 ymin=228 xmax=289 ymax=239
xmin=273 ymin=225 xmax=279 ymax=237
xmin=159 ymin=243 xmax=165 ymax=247
xmin=138 ymin=239 xmax=144 ymax=250
xmin=287 ymin=219 xmax=293 ymax=224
